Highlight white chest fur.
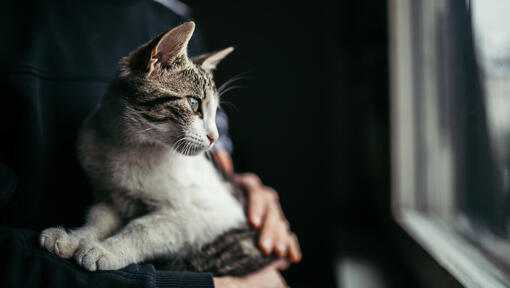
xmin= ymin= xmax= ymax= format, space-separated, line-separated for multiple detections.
xmin=115 ymin=147 xmax=247 ymax=249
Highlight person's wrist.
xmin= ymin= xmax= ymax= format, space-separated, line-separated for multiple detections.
xmin=213 ymin=276 xmax=240 ymax=288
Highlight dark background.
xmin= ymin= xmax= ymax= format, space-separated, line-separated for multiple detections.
xmin=185 ymin=1 xmax=414 ymax=287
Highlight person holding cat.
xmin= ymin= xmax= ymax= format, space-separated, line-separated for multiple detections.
xmin=0 ymin=1 xmax=300 ymax=288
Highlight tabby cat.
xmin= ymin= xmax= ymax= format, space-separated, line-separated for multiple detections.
xmin=39 ymin=21 xmax=274 ymax=276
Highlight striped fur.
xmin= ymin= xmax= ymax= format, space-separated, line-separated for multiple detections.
xmin=39 ymin=22 xmax=275 ymax=276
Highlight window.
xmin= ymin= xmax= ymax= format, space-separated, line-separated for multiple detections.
xmin=389 ymin=0 xmax=510 ymax=286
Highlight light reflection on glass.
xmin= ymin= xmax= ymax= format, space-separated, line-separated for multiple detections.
xmin=472 ymin=0 xmax=510 ymax=228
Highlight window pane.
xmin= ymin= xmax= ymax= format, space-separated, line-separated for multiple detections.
xmin=392 ymin=0 xmax=510 ymax=275
xmin=459 ymin=0 xmax=510 ymax=271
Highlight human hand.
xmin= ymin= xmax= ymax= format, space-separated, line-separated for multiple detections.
xmin=213 ymin=149 xmax=302 ymax=264
xmin=214 ymin=259 xmax=289 ymax=288
xmin=234 ymin=173 xmax=302 ymax=264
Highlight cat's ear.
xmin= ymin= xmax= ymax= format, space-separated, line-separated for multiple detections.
xmin=122 ymin=22 xmax=196 ymax=76
xmin=147 ymin=21 xmax=196 ymax=73
xmin=191 ymin=47 xmax=234 ymax=71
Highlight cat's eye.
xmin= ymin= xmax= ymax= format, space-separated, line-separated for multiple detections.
xmin=187 ymin=97 xmax=200 ymax=112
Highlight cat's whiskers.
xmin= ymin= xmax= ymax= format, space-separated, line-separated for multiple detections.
xmin=182 ymin=141 xmax=190 ymax=155
xmin=218 ymin=85 xmax=245 ymax=98
xmin=217 ymin=72 xmax=251 ymax=96
xmin=173 ymin=137 xmax=188 ymax=152
xmin=217 ymin=72 xmax=249 ymax=91
xmin=186 ymin=142 xmax=193 ymax=155
xmin=219 ymin=100 xmax=238 ymax=112
xmin=174 ymin=137 xmax=201 ymax=156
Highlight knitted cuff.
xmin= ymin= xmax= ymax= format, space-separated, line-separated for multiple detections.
xmin=155 ymin=271 xmax=214 ymax=288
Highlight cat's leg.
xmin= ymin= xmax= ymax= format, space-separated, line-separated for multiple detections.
xmin=39 ymin=202 xmax=121 ymax=258
xmin=74 ymin=211 xmax=180 ymax=271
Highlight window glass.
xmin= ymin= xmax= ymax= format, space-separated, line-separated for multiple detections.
xmin=392 ymin=0 xmax=510 ymax=275
xmin=457 ymin=0 xmax=510 ymax=270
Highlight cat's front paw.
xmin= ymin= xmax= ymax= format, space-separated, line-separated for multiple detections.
xmin=39 ymin=227 xmax=80 ymax=259
xmin=75 ymin=242 xmax=126 ymax=271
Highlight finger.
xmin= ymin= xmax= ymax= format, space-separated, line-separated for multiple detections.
xmin=258 ymin=189 xmax=288 ymax=256
xmin=287 ymin=233 xmax=302 ymax=263
xmin=234 ymin=173 xmax=261 ymax=190
xmin=213 ymin=150 xmax=234 ymax=175
xmin=247 ymin=188 xmax=268 ymax=228
xmin=259 ymin=202 xmax=281 ymax=255
xmin=236 ymin=173 xmax=269 ymax=228
xmin=261 ymin=192 xmax=289 ymax=258
xmin=273 ymin=220 xmax=290 ymax=258
xmin=274 ymin=237 xmax=289 ymax=258
xmin=262 ymin=186 xmax=283 ymax=218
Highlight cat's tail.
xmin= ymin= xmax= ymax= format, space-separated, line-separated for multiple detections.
xmin=156 ymin=227 xmax=277 ymax=276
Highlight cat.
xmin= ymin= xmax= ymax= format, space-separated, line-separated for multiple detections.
xmin=39 ymin=21 xmax=274 ymax=276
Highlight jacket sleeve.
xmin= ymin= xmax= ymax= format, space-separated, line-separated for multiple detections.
xmin=0 ymin=226 xmax=214 ymax=288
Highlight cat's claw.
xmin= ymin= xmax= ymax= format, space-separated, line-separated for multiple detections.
xmin=39 ymin=227 xmax=79 ymax=259
xmin=75 ymin=242 xmax=124 ymax=271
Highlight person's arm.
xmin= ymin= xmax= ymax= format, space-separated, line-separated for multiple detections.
xmin=0 ymin=225 xmax=214 ymax=288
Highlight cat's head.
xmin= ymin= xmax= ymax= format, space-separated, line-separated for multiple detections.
xmin=118 ymin=21 xmax=233 ymax=155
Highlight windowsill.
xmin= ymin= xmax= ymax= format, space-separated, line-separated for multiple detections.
xmin=395 ymin=209 xmax=510 ymax=288
xmin=334 ymin=223 xmax=421 ymax=287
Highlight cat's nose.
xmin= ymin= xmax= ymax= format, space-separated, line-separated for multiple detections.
xmin=207 ymin=135 xmax=216 ymax=144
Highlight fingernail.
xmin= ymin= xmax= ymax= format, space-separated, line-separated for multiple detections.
xmin=277 ymin=242 xmax=286 ymax=255
xmin=295 ymin=251 xmax=303 ymax=262
xmin=252 ymin=215 xmax=262 ymax=226
xmin=262 ymin=237 xmax=273 ymax=252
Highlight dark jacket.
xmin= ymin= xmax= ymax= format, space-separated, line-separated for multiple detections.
xmin=0 ymin=0 xmax=214 ymax=287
